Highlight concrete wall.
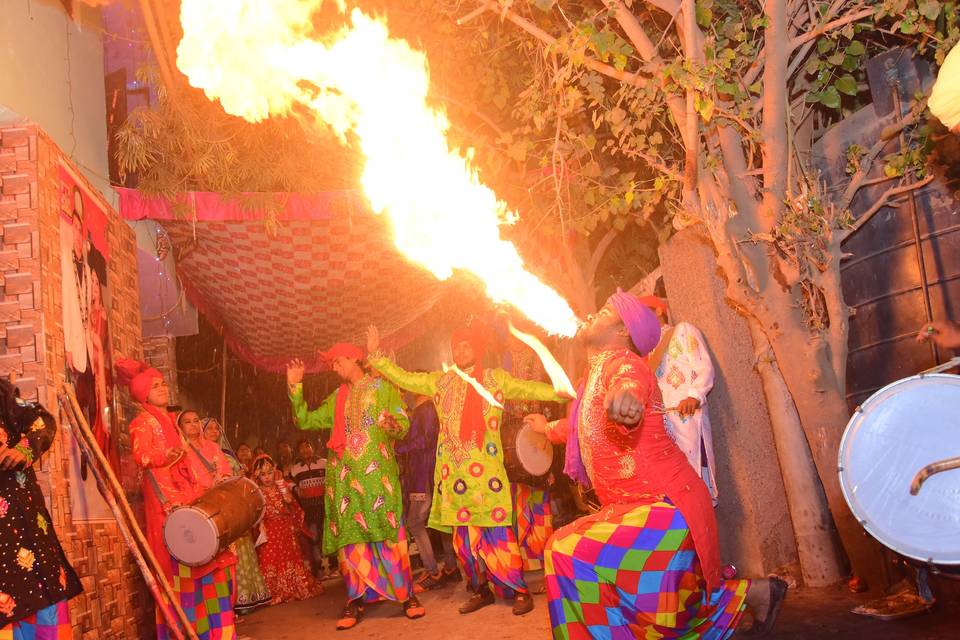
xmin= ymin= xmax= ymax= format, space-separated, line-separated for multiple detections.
xmin=0 ymin=0 xmax=114 ymax=206
xmin=660 ymin=227 xmax=799 ymax=577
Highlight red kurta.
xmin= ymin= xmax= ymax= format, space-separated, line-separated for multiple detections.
xmin=129 ymin=408 xmax=235 ymax=581
xmin=547 ymin=348 xmax=722 ymax=591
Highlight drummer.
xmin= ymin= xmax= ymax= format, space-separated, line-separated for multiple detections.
xmin=117 ymin=360 xmax=238 ymax=640
xmin=366 ymin=323 xmax=567 ymax=616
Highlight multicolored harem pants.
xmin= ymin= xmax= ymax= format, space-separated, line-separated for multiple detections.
xmin=511 ymin=482 xmax=554 ymax=572
xmin=158 ymin=564 xmax=236 ymax=640
xmin=453 ymin=525 xmax=527 ymax=598
xmin=0 ymin=601 xmax=71 ymax=640
xmin=338 ymin=527 xmax=413 ymax=603
xmin=545 ymin=500 xmax=749 ymax=640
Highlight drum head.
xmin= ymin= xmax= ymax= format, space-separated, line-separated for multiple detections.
xmin=839 ymin=374 xmax=960 ymax=565
xmin=516 ymin=423 xmax=554 ymax=477
xmin=164 ymin=507 xmax=219 ymax=567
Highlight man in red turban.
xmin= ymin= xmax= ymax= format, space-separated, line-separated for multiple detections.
xmin=116 ymin=358 xmax=238 ymax=640
xmin=366 ymin=323 xmax=567 ymax=617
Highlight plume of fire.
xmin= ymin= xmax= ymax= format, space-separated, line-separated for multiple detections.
xmin=177 ymin=0 xmax=580 ymax=337
xmin=507 ymin=322 xmax=577 ymax=398
xmin=442 ymin=364 xmax=503 ymax=409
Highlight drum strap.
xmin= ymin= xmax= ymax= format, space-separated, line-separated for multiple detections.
xmin=188 ymin=442 xmax=218 ymax=477
xmin=648 ymin=326 xmax=677 ymax=374
xmin=145 ymin=469 xmax=169 ymax=507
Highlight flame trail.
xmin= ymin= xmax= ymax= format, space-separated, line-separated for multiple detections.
xmin=177 ymin=0 xmax=580 ymax=336
xmin=442 ymin=364 xmax=504 ymax=409
xmin=507 ymin=322 xmax=577 ymax=398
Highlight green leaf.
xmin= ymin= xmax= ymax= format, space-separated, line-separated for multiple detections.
xmin=804 ymin=57 xmax=821 ymax=75
xmin=827 ymin=52 xmax=846 ymax=66
xmin=749 ymin=81 xmax=762 ymax=95
xmin=835 ymin=75 xmax=858 ymax=96
xmin=841 ymin=55 xmax=859 ymax=72
xmin=845 ymin=40 xmax=866 ymax=57
xmin=696 ymin=3 xmax=713 ymax=28
xmin=819 ymin=86 xmax=841 ymax=109
xmin=817 ymin=38 xmax=835 ymax=54
xmin=532 ymin=0 xmax=557 ymax=10
xmin=919 ymin=0 xmax=941 ymax=20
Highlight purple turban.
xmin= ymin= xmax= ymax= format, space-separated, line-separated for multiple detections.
xmin=608 ymin=288 xmax=661 ymax=355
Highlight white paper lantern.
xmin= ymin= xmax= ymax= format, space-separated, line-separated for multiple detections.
xmin=930 ymin=43 xmax=960 ymax=133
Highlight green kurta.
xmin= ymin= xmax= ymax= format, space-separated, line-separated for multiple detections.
xmin=289 ymin=375 xmax=409 ymax=555
xmin=368 ymin=357 xmax=561 ymax=530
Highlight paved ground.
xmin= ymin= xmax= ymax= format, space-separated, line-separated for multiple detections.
xmin=238 ymin=572 xmax=956 ymax=639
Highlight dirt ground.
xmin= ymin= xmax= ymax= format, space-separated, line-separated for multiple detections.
xmin=237 ymin=572 xmax=956 ymax=639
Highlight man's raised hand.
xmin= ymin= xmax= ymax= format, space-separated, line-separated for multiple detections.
xmin=366 ymin=325 xmax=380 ymax=355
xmin=286 ymin=358 xmax=305 ymax=386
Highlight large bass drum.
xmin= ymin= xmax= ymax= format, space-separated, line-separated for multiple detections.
xmin=838 ymin=374 xmax=960 ymax=568
xmin=163 ymin=476 xmax=265 ymax=567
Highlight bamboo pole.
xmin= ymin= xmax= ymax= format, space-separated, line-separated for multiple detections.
xmin=59 ymin=384 xmax=199 ymax=640
xmin=220 ymin=337 xmax=227 ymax=429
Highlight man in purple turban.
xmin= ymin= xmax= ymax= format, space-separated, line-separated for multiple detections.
xmin=523 ymin=288 xmax=784 ymax=639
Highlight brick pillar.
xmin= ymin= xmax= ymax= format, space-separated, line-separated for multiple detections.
xmin=660 ymin=227 xmax=799 ymax=577
xmin=142 ymin=335 xmax=178 ymax=404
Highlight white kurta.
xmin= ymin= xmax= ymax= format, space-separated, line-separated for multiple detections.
xmin=653 ymin=322 xmax=718 ymax=502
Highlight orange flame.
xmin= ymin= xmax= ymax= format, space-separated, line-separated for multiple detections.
xmin=177 ymin=0 xmax=580 ymax=336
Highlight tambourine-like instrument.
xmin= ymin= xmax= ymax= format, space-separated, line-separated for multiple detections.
xmin=838 ymin=374 xmax=960 ymax=568
xmin=503 ymin=422 xmax=555 ymax=484
xmin=163 ymin=476 xmax=265 ymax=567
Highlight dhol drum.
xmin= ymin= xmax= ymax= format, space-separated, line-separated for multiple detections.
xmin=839 ymin=373 xmax=960 ymax=571
xmin=163 ymin=476 xmax=265 ymax=567
xmin=502 ymin=420 xmax=555 ymax=486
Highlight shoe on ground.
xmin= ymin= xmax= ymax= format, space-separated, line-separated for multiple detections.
xmin=404 ymin=596 xmax=426 ymax=619
xmin=336 ymin=600 xmax=363 ymax=631
xmin=512 ymin=592 xmax=534 ymax=616
xmin=414 ymin=571 xmax=444 ymax=593
xmin=442 ymin=566 xmax=463 ymax=584
xmin=458 ymin=586 xmax=495 ymax=614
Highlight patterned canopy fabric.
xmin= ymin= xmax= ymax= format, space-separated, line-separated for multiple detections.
xmin=119 ymin=188 xmax=448 ymax=372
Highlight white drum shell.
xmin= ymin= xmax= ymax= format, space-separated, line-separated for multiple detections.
xmin=838 ymin=374 xmax=960 ymax=565
xmin=163 ymin=507 xmax=219 ymax=567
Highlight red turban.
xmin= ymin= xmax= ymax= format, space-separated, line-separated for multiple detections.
xmin=115 ymin=358 xmax=163 ymax=403
xmin=319 ymin=343 xmax=364 ymax=363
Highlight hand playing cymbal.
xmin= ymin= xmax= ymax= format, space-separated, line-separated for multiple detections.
xmin=523 ymin=413 xmax=548 ymax=434
xmin=917 ymin=320 xmax=960 ymax=350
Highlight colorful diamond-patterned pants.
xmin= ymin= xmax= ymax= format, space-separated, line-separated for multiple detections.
xmin=158 ymin=565 xmax=236 ymax=640
xmin=452 ymin=525 xmax=527 ymax=598
xmin=545 ymin=500 xmax=749 ymax=640
xmin=512 ymin=483 xmax=554 ymax=572
xmin=0 ymin=600 xmax=71 ymax=640
xmin=339 ymin=527 xmax=413 ymax=604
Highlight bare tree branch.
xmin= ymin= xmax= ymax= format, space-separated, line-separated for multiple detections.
xmin=761 ymin=0 xmax=789 ymax=228
xmin=840 ymin=174 xmax=935 ymax=242
xmin=789 ymin=7 xmax=877 ymax=52
xmin=467 ymin=2 xmax=652 ymax=88
xmin=586 ymin=226 xmax=620 ymax=284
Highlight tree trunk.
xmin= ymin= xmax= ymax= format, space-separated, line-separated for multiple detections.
xmin=748 ymin=319 xmax=845 ymax=587
xmin=762 ymin=311 xmax=887 ymax=593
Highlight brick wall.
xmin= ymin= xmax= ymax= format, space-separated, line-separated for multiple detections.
xmin=1 ymin=124 xmax=153 ymax=639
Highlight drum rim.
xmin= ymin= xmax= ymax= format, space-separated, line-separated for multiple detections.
xmin=163 ymin=505 xmax=221 ymax=567
xmin=516 ymin=423 xmax=554 ymax=476
xmin=838 ymin=373 xmax=960 ymax=565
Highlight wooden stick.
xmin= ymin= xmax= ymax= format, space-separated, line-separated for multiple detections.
xmin=59 ymin=384 xmax=199 ymax=640
xmin=61 ymin=404 xmax=185 ymax=640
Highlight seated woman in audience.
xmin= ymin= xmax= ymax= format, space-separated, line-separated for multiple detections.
xmin=203 ymin=418 xmax=272 ymax=616
xmin=252 ymin=454 xmax=324 ymax=605
xmin=236 ymin=443 xmax=254 ymax=476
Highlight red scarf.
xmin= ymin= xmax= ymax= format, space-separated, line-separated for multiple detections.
xmin=326 ymin=384 xmax=350 ymax=457
xmin=452 ymin=327 xmax=488 ymax=450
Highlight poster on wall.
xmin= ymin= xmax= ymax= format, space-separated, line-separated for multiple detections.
xmin=58 ymin=160 xmax=115 ymax=522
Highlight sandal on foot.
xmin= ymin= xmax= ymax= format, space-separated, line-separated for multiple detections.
xmin=745 ymin=577 xmax=788 ymax=637
xmin=459 ymin=586 xmax=495 ymax=614
xmin=404 ymin=596 xmax=426 ymax=619
xmin=336 ymin=600 xmax=363 ymax=631
xmin=512 ymin=592 xmax=534 ymax=616
xmin=414 ymin=571 xmax=444 ymax=593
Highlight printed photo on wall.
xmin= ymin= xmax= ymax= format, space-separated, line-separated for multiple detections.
xmin=59 ymin=160 xmax=115 ymax=522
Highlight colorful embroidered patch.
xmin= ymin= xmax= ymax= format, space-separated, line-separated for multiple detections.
xmin=0 ymin=497 xmax=8 ymax=518
xmin=488 ymin=477 xmax=504 ymax=492
xmin=0 ymin=592 xmax=15 ymax=616
xmin=453 ymin=479 xmax=468 ymax=495
xmin=491 ymin=507 xmax=507 ymax=523
xmin=665 ymin=365 xmax=685 ymax=389
xmin=36 ymin=513 xmax=49 ymax=535
xmin=468 ymin=462 xmax=484 ymax=478
xmin=16 ymin=547 xmax=36 ymax=572
xmin=457 ymin=507 xmax=471 ymax=523
xmin=486 ymin=442 xmax=498 ymax=456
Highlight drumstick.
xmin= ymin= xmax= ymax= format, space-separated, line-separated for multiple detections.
xmin=61 ymin=385 xmax=200 ymax=640
xmin=919 ymin=356 xmax=960 ymax=375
